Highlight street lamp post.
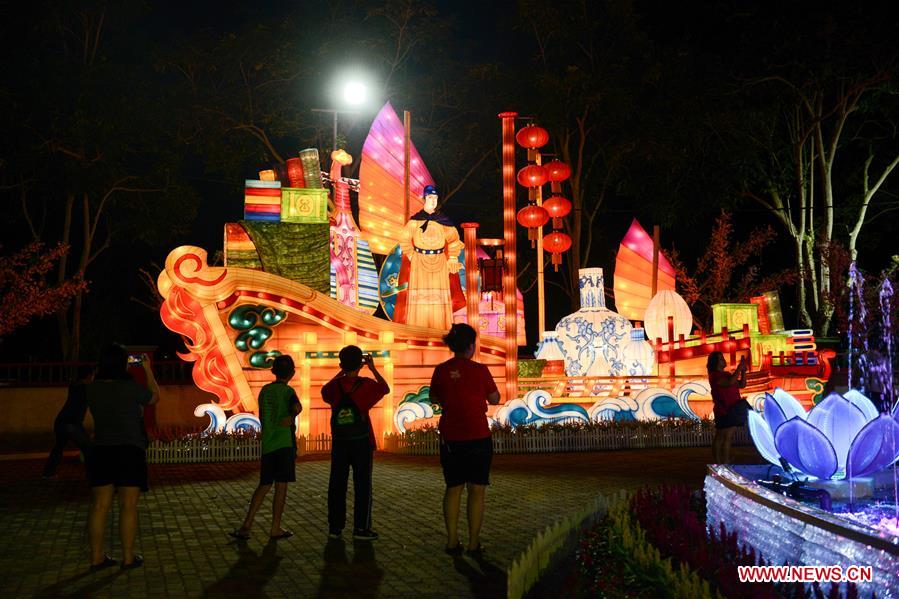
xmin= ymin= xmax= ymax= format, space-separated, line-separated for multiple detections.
xmin=310 ymin=108 xmax=359 ymax=151
xmin=312 ymin=78 xmax=369 ymax=150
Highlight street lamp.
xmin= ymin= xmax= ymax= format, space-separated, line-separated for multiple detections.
xmin=312 ymin=77 xmax=371 ymax=150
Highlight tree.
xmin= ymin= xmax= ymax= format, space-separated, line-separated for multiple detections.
xmin=0 ymin=243 xmax=86 ymax=339
xmin=1 ymin=2 xmax=199 ymax=358
xmin=668 ymin=212 xmax=796 ymax=332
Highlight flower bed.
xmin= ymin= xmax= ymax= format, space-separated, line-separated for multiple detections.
xmin=561 ymin=486 xmax=859 ymax=598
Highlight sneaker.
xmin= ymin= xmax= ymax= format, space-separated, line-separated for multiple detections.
xmin=328 ymin=528 xmax=342 ymax=539
xmin=352 ymin=528 xmax=379 ymax=541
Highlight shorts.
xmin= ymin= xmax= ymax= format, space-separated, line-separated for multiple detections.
xmin=87 ymin=445 xmax=148 ymax=492
xmin=715 ymin=401 xmax=749 ymax=429
xmin=260 ymin=447 xmax=296 ymax=485
xmin=440 ymin=436 xmax=493 ymax=487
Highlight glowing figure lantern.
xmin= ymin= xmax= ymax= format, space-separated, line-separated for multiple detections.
xmin=543 ymin=231 xmax=571 ymax=271
xmin=621 ymin=325 xmax=656 ymax=376
xmin=748 ymin=388 xmax=899 ymax=480
xmin=543 ymin=195 xmax=571 ymax=229
xmin=644 ymin=290 xmax=692 ymax=343
xmin=555 ymin=268 xmax=633 ymax=377
xmin=517 ymin=204 xmax=549 ymax=245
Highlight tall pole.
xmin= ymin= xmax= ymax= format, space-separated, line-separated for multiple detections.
xmin=651 ymin=224 xmax=660 ymax=296
xmin=536 ymin=152 xmax=546 ymax=334
xmin=403 ymin=111 xmax=411 ymax=219
xmin=461 ymin=223 xmax=481 ymax=359
xmin=332 ymin=111 xmax=338 ymax=151
xmin=499 ymin=112 xmax=519 ymax=403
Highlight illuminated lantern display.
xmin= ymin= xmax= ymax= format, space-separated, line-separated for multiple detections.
xmin=621 ymin=324 xmax=656 ymax=376
xmin=515 ymin=124 xmax=549 ymax=151
xmin=543 ymin=230 xmax=571 ymax=270
xmin=543 ymin=195 xmax=571 ymax=229
xmin=516 ymin=164 xmax=547 ymax=190
xmin=644 ymin=289 xmax=693 ymax=343
xmin=516 ymin=204 xmax=549 ymax=244
xmin=299 ymin=148 xmax=323 ymax=189
xmin=244 ymin=179 xmax=282 ymax=222
xmin=555 ymin=268 xmax=633 ymax=377
xmin=285 ymin=158 xmax=304 ymax=188
xmin=259 ymin=169 xmax=277 ymax=182
xmin=535 ymin=331 xmax=566 ymax=376
xmin=613 ymin=219 xmax=676 ymax=322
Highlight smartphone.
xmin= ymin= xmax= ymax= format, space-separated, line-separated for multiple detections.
xmin=128 ymin=354 xmax=143 ymax=366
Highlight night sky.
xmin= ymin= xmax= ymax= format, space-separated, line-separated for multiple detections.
xmin=1 ymin=0 xmax=896 ymax=361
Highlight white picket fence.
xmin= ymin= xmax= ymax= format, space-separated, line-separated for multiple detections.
xmin=506 ymin=491 xmax=624 ymax=599
xmin=145 ymin=426 xmax=749 ymax=463
xmin=383 ymin=425 xmax=750 ymax=456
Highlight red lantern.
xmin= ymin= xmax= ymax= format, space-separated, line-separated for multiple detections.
xmin=517 ymin=164 xmax=547 ymax=189
xmin=543 ymin=195 xmax=572 ymax=229
xmin=545 ymin=160 xmax=571 ymax=182
xmin=517 ymin=204 xmax=549 ymax=245
xmin=544 ymin=231 xmax=572 ymax=271
xmin=286 ymin=157 xmax=304 ymax=188
xmin=515 ymin=125 xmax=550 ymax=150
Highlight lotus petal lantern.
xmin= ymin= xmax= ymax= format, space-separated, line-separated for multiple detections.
xmin=748 ymin=388 xmax=899 ymax=479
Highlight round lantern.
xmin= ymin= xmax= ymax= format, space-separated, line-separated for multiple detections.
xmin=517 ymin=164 xmax=547 ymax=189
xmin=544 ymin=231 xmax=572 ymax=270
xmin=543 ymin=195 xmax=572 ymax=229
xmin=544 ymin=160 xmax=571 ymax=182
xmin=516 ymin=125 xmax=550 ymax=150
xmin=517 ymin=204 xmax=549 ymax=245
xmin=643 ymin=290 xmax=693 ymax=344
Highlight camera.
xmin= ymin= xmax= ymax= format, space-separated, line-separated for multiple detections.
xmin=362 ymin=352 xmax=372 ymax=360
xmin=127 ymin=354 xmax=143 ymax=366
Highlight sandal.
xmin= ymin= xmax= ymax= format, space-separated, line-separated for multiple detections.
xmin=228 ymin=529 xmax=251 ymax=541
xmin=444 ymin=543 xmax=463 ymax=556
xmin=121 ymin=555 xmax=144 ymax=571
xmin=89 ymin=555 xmax=117 ymax=572
xmin=270 ymin=530 xmax=294 ymax=541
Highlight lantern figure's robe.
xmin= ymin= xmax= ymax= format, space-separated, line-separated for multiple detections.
xmin=394 ymin=210 xmax=466 ymax=330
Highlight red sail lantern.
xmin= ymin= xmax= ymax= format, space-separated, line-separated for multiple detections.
xmin=516 ymin=164 xmax=547 ymax=189
xmin=544 ymin=231 xmax=572 ymax=271
xmin=543 ymin=195 xmax=572 ymax=229
xmin=515 ymin=125 xmax=550 ymax=150
xmin=517 ymin=204 xmax=549 ymax=245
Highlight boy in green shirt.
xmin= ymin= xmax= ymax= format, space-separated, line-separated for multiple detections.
xmin=231 ymin=355 xmax=302 ymax=540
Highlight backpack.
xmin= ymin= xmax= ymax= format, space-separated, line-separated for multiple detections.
xmin=330 ymin=379 xmax=368 ymax=441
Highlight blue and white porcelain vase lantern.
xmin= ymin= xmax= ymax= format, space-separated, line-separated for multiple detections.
xmin=621 ymin=325 xmax=656 ymax=376
xmin=555 ymin=268 xmax=633 ymax=376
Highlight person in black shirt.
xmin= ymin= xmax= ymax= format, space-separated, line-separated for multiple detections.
xmin=42 ymin=365 xmax=95 ymax=478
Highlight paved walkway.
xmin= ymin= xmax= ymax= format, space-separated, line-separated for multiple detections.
xmin=1 ymin=447 xmax=759 ymax=598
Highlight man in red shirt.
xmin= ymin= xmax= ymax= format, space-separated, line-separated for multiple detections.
xmin=429 ymin=324 xmax=500 ymax=556
xmin=321 ymin=345 xmax=389 ymax=541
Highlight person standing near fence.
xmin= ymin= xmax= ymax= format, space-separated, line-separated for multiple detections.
xmin=85 ymin=344 xmax=160 ymax=571
xmin=429 ymin=323 xmax=500 ymax=556
xmin=231 ymin=355 xmax=302 ymax=541
xmin=708 ymin=350 xmax=748 ymax=465
xmin=42 ymin=365 xmax=95 ymax=479
xmin=322 ymin=346 xmax=389 ymax=541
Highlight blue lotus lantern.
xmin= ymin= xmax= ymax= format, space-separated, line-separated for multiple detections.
xmin=748 ymin=389 xmax=899 ymax=480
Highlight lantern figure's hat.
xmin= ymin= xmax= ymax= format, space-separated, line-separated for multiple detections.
xmin=422 ymin=184 xmax=438 ymax=198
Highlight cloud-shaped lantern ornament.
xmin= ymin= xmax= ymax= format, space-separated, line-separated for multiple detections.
xmin=748 ymin=388 xmax=899 ymax=480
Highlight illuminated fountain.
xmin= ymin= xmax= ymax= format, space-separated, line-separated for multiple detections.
xmin=705 ymin=266 xmax=899 ymax=596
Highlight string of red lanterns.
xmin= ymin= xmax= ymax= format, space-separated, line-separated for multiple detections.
xmin=515 ymin=124 xmax=571 ymax=270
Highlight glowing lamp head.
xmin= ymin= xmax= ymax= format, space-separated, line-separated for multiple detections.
xmin=545 ymin=160 xmax=571 ymax=182
xmin=515 ymin=124 xmax=550 ymax=150
xmin=342 ymin=80 xmax=368 ymax=106
xmin=517 ymin=164 xmax=547 ymax=188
